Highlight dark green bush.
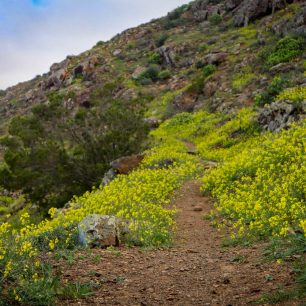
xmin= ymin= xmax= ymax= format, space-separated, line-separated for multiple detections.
xmin=135 ymin=65 xmax=161 ymax=84
xmin=158 ymin=70 xmax=172 ymax=80
xmin=203 ymin=64 xmax=217 ymax=78
xmin=148 ymin=52 xmax=161 ymax=64
xmin=167 ymin=5 xmax=188 ymax=20
xmin=254 ymin=76 xmax=288 ymax=107
xmin=208 ymin=14 xmax=223 ymax=25
xmin=163 ymin=5 xmax=188 ymax=29
xmin=263 ymin=36 xmax=305 ymax=67
xmin=155 ymin=33 xmax=169 ymax=47
xmin=0 ymin=83 xmax=148 ymax=211
xmin=199 ymin=44 xmax=208 ymax=52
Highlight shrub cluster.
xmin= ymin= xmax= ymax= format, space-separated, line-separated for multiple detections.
xmin=261 ymin=36 xmax=305 ymax=67
xmin=255 ymin=76 xmax=288 ymax=107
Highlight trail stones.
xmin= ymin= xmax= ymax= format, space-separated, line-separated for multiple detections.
xmin=78 ymin=214 xmax=129 ymax=248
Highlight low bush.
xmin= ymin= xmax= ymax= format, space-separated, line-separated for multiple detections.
xmin=135 ymin=65 xmax=161 ymax=85
xmin=262 ymin=36 xmax=305 ymax=67
xmin=208 ymin=14 xmax=223 ymax=25
xmin=158 ymin=70 xmax=172 ymax=80
xmin=232 ymin=67 xmax=256 ymax=91
xmin=155 ymin=33 xmax=169 ymax=47
xmin=203 ymin=64 xmax=217 ymax=78
xmin=148 ymin=52 xmax=161 ymax=64
xmin=255 ymin=76 xmax=288 ymax=106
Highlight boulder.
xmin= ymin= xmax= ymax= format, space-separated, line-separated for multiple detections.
xmin=110 ymin=154 xmax=144 ymax=175
xmin=203 ymin=52 xmax=228 ymax=65
xmin=78 ymin=214 xmax=129 ymax=248
xmin=158 ymin=46 xmax=176 ymax=67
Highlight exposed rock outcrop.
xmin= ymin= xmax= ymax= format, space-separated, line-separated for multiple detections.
xmin=110 ymin=154 xmax=144 ymax=175
xmin=78 ymin=214 xmax=129 ymax=248
xmin=233 ymin=0 xmax=293 ymax=27
xmin=258 ymin=99 xmax=306 ymax=133
xmin=158 ymin=46 xmax=176 ymax=67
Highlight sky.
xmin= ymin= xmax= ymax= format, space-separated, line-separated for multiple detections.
xmin=0 ymin=0 xmax=188 ymax=89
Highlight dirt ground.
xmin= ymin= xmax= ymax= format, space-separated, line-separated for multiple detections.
xmin=59 ymin=181 xmax=303 ymax=306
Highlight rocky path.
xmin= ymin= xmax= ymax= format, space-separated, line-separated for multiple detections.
xmin=61 ymin=181 xmax=299 ymax=306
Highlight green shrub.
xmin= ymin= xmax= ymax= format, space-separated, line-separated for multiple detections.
xmin=208 ymin=14 xmax=223 ymax=25
xmin=255 ymin=76 xmax=288 ymax=107
xmin=135 ymin=65 xmax=161 ymax=84
xmin=148 ymin=52 xmax=161 ymax=64
xmin=58 ymin=281 xmax=95 ymax=300
xmin=264 ymin=36 xmax=305 ymax=67
xmin=158 ymin=70 xmax=172 ymax=80
xmin=95 ymin=41 xmax=104 ymax=47
xmin=203 ymin=64 xmax=217 ymax=78
xmin=163 ymin=5 xmax=188 ymax=29
xmin=187 ymin=65 xmax=217 ymax=94
xmin=199 ymin=44 xmax=208 ymax=52
xmin=0 ymin=84 xmax=148 ymax=211
xmin=167 ymin=5 xmax=187 ymax=20
xmin=155 ymin=33 xmax=169 ymax=47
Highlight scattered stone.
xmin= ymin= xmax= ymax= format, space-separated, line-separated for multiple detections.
xmin=193 ymin=206 xmax=203 ymax=212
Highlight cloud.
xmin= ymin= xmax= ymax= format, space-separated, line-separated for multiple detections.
xmin=0 ymin=0 xmax=188 ymax=89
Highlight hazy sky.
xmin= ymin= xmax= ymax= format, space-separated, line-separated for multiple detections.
xmin=0 ymin=0 xmax=188 ymax=89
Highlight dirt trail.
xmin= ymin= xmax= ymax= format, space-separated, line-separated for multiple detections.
xmin=61 ymin=181 xmax=299 ymax=306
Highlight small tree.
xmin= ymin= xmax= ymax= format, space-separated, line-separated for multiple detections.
xmin=0 ymin=84 xmax=148 ymax=212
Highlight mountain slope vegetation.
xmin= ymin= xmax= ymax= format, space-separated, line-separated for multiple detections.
xmin=0 ymin=0 xmax=305 ymax=304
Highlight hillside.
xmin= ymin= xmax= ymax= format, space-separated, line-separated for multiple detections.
xmin=0 ymin=0 xmax=305 ymax=305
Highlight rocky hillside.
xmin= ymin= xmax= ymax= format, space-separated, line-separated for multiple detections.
xmin=1 ymin=0 xmax=305 ymax=135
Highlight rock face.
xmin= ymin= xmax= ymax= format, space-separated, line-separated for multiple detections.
xmin=190 ymin=1 xmax=225 ymax=22
xmin=271 ymin=3 xmax=306 ymax=36
xmin=232 ymin=0 xmax=292 ymax=26
xmin=72 ymin=56 xmax=98 ymax=81
xmin=78 ymin=214 xmax=129 ymax=248
xmin=158 ymin=46 xmax=176 ymax=67
xmin=258 ymin=100 xmax=306 ymax=133
xmin=110 ymin=154 xmax=144 ymax=175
